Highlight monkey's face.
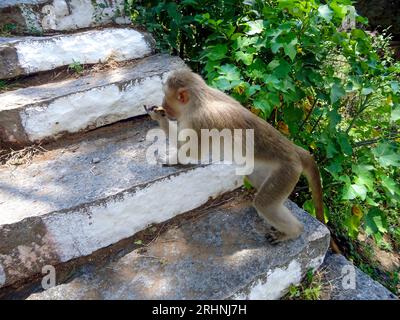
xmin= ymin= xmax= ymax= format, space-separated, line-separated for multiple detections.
xmin=162 ymin=85 xmax=190 ymax=119
xmin=161 ymin=96 xmax=176 ymax=119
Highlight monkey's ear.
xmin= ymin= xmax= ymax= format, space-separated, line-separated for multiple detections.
xmin=177 ymin=88 xmax=189 ymax=104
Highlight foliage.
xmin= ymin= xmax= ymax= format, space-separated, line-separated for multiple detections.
xmin=68 ymin=60 xmax=84 ymax=74
xmin=0 ymin=80 xmax=7 ymax=91
xmin=286 ymin=268 xmax=323 ymax=300
xmin=91 ymin=0 xmax=129 ymax=23
xmin=129 ymin=0 xmax=400 ymax=248
xmin=0 ymin=23 xmax=16 ymax=36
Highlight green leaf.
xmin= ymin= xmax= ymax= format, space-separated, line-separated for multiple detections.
xmin=390 ymin=81 xmax=399 ymax=94
xmin=351 ymin=29 xmax=368 ymax=40
xmin=235 ymin=36 xmax=259 ymax=48
xmin=325 ymin=161 xmax=343 ymax=177
xmin=271 ymin=40 xmax=283 ymax=54
xmin=318 ymin=5 xmax=333 ymax=22
xmin=303 ymin=199 xmax=329 ymax=223
xmin=273 ymin=59 xmax=291 ymax=79
xmin=246 ymin=20 xmax=264 ymax=35
xmin=307 ymin=71 xmax=323 ymax=85
xmin=267 ymin=59 xmax=280 ymax=71
xmin=253 ymin=92 xmax=276 ymax=117
xmin=134 ymin=240 xmax=143 ymax=245
xmin=356 ymin=15 xmax=369 ymax=25
xmin=283 ymin=104 xmax=303 ymax=133
xmin=263 ymin=74 xmax=280 ymax=87
xmin=204 ymin=60 xmax=219 ymax=74
xmin=181 ymin=0 xmax=198 ymax=6
xmin=235 ymin=51 xmax=253 ymax=65
xmin=327 ymin=109 xmax=341 ymax=130
xmin=218 ymin=64 xmax=241 ymax=81
xmin=207 ymin=44 xmax=228 ymax=61
xmin=166 ymin=2 xmax=181 ymax=23
xmin=372 ymin=142 xmax=400 ymax=167
xmin=380 ymin=175 xmax=400 ymax=198
xmin=352 ymin=165 xmax=375 ymax=191
xmin=391 ymin=106 xmax=400 ymax=122
xmin=337 ymin=133 xmax=353 ymax=155
xmin=364 ymin=208 xmax=387 ymax=235
xmin=243 ymin=176 xmax=254 ymax=190
xmin=345 ymin=208 xmax=362 ymax=239
xmin=330 ymin=83 xmax=345 ymax=104
xmin=274 ymin=33 xmax=298 ymax=61
xmin=303 ymin=199 xmax=315 ymax=217
xmin=325 ymin=139 xmax=338 ymax=158
xmin=361 ymin=87 xmax=374 ymax=95
xmin=283 ymin=40 xmax=297 ymax=61
xmin=330 ymin=1 xmax=348 ymax=19
xmin=342 ymin=183 xmax=367 ymax=200
xmin=246 ymin=85 xmax=261 ymax=96
xmin=212 ymin=78 xmax=232 ymax=91
xmin=246 ymin=58 xmax=268 ymax=80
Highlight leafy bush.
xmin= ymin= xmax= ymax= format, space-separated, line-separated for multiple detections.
xmin=129 ymin=0 xmax=399 ymax=249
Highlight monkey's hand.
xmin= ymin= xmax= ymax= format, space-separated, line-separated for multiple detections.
xmin=156 ymin=149 xmax=179 ymax=167
xmin=144 ymin=105 xmax=167 ymax=122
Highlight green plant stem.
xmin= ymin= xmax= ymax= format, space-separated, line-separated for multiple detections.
xmin=310 ymin=111 xmax=324 ymax=135
xmin=345 ymin=95 xmax=370 ymax=134
xmin=299 ymin=97 xmax=317 ymax=131
xmin=353 ymin=132 xmax=400 ymax=147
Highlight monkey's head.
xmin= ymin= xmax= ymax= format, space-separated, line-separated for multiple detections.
xmin=162 ymin=69 xmax=206 ymax=119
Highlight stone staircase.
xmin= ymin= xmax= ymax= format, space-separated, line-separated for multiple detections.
xmin=0 ymin=0 xmax=395 ymax=300
xmin=0 ymin=0 xmax=130 ymax=33
xmin=26 ymin=196 xmax=329 ymax=300
xmin=0 ymin=54 xmax=183 ymax=144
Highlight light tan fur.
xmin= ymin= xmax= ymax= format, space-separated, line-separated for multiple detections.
xmin=146 ymin=69 xmax=339 ymax=250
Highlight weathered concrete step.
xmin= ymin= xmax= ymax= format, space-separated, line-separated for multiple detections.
xmin=321 ymin=253 xmax=398 ymax=300
xmin=0 ymin=27 xmax=155 ymax=80
xmin=0 ymin=54 xmax=185 ymax=145
xmin=0 ymin=117 xmax=243 ymax=289
xmin=0 ymin=0 xmax=130 ymax=34
xmin=27 ymin=197 xmax=330 ymax=300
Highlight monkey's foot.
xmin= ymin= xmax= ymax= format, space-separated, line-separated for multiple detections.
xmin=265 ymin=229 xmax=284 ymax=245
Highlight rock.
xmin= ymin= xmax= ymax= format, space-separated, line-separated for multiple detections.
xmin=0 ymin=0 xmax=131 ymax=34
xmin=0 ymin=27 xmax=155 ymax=79
xmin=27 ymin=199 xmax=330 ymax=300
xmin=321 ymin=253 xmax=398 ymax=300
xmin=0 ymin=117 xmax=242 ymax=289
xmin=355 ymin=0 xmax=400 ymax=35
xmin=0 ymin=54 xmax=185 ymax=145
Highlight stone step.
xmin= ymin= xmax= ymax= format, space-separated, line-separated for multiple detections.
xmin=0 ymin=54 xmax=185 ymax=146
xmin=321 ymin=253 xmax=398 ymax=300
xmin=0 ymin=117 xmax=243 ymax=289
xmin=0 ymin=0 xmax=130 ymax=34
xmin=26 ymin=196 xmax=330 ymax=300
xmin=0 ymin=27 xmax=155 ymax=80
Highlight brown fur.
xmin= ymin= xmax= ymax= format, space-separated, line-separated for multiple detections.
xmin=149 ymin=69 xmax=339 ymax=251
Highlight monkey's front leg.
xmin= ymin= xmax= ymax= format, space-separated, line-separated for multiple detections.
xmin=144 ymin=105 xmax=179 ymax=166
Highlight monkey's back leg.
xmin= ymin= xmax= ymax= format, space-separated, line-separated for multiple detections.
xmin=246 ymin=160 xmax=277 ymax=190
xmin=253 ymin=164 xmax=304 ymax=244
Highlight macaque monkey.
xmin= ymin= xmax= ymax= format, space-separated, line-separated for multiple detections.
xmin=145 ymin=69 xmax=339 ymax=252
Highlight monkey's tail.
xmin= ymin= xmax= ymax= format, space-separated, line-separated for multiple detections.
xmin=300 ymin=151 xmax=341 ymax=254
